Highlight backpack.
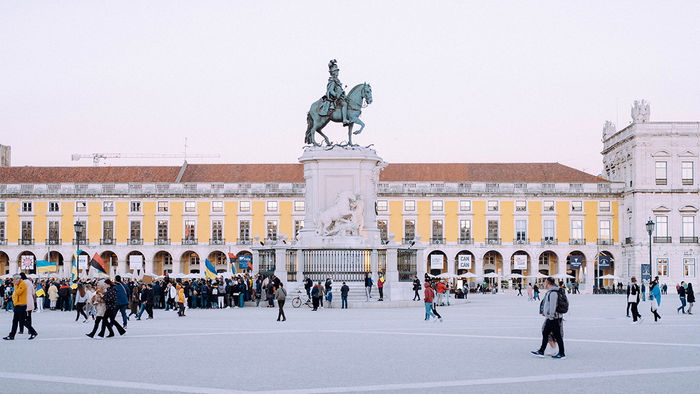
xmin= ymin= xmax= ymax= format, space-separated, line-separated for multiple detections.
xmin=555 ymin=287 xmax=569 ymax=314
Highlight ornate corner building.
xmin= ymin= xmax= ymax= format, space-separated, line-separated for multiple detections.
xmin=0 ymin=101 xmax=697 ymax=294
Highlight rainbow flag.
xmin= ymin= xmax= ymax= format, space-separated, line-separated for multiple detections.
xmin=204 ymin=258 xmax=217 ymax=280
xmin=36 ymin=260 xmax=57 ymax=273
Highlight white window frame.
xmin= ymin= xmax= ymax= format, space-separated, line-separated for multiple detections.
xmin=599 ymin=201 xmax=611 ymax=212
xmin=130 ymin=201 xmax=142 ymax=213
xmin=211 ymin=201 xmax=224 ymax=213
xmin=543 ymin=219 xmax=555 ymax=241
xmin=487 ymin=200 xmax=499 ymax=212
xmin=515 ymin=200 xmax=527 ymax=212
xmin=681 ymin=161 xmax=694 ymax=184
xmin=293 ymin=201 xmax=305 ymax=212
xmin=239 ymin=201 xmax=251 ymax=213
xmin=431 ymin=200 xmax=444 ymax=212
xmin=459 ymin=200 xmax=471 ymax=212
xmin=684 ymin=258 xmax=696 ymax=278
xmin=657 ymin=258 xmax=669 ymax=277
xmin=266 ymin=201 xmax=278 ymax=213
xmin=184 ymin=201 xmax=196 ymax=213
xmin=571 ymin=201 xmax=582 ymax=212
xmin=404 ymin=200 xmax=416 ymax=212
xmin=655 ymin=216 xmax=668 ymax=237
xmin=48 ymin=201 xmax=60 ymax=213
xmin=543 ymin=200 xmax=555 ymax=212
xmin=599 ymin=220 xmax=611 ymax=241
xmin=103 ymin=201 xmax=114 ymax=213
xmin=682 ymin=216 xmax=695 ymax=237
xmin=655 ymin=161 xmax=668 ymax=185
xmin=157 ymin=201 xmax=169 ymax=212
xmin=21 ymin=201 xmax=32 ymax=212
xmin=571 ymin=219 xmax=584 ymax=240
xmin=376 ymin=200 xmax=388 ymax=212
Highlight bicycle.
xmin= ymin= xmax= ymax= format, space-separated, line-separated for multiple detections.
xmin=291 ymin=289 xmax=313 ymax=308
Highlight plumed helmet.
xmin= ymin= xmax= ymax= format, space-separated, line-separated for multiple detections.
xmin=328 ymin=59 xmax=339 ymax=73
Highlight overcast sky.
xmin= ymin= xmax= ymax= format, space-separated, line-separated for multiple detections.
xmin=1 ymin=1 xmax=699 ymax=176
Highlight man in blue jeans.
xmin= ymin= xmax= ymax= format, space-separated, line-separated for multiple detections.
xmin=114 ymin=275 xmax=130 ymax=328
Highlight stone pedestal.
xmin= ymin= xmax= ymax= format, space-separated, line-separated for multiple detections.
xmin=297 ymin=146 xmax=385 ymax=248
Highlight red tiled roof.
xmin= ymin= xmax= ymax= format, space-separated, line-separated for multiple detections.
xmin=180 ymin=164 xmax=304 ymax=183
xmin=0 ymin=163 xmax=604 ymax=184
xmin=380 ymin=163 xmax=605 ymax=183
xmin=0 ymin=166 xmax=181 ymax=183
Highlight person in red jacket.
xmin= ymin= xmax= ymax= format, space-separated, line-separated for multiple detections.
xmin=424 ymin=282 xmax=436 ymax=321
xmin=436 ymin=281 xmax=447 ymax=306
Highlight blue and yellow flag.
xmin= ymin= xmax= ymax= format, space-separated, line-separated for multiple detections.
xmin=204 ymin=258 xmax=217 ymax=280
xmin=228 ymin=253 xmax=237 ymax=274
xmin=36 ymin=260 xmax=57 ymax=273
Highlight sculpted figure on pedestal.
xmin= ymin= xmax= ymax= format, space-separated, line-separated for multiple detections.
xmin=305 ymin=60 xmax=373 ymax=147
xmin=316 ymin=191 xmax=364 ymax=237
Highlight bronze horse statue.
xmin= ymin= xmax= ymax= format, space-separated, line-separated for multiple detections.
xmin=305 ymin=83 xmax=373 ymax=146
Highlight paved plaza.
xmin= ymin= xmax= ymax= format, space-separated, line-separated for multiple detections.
xmin=1 ymin=294 xmax=698 ymax=393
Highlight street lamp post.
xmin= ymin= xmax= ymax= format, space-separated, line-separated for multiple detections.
xmin=646 ymin=218 xmax=655 ymax=282
xmin=74 ymin=221 xmax=84 ymax=282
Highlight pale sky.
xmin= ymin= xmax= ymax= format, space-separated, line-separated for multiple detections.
xmin=1 ymin=1 xmax=699 ymax=176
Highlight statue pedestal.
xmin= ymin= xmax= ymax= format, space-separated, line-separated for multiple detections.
xmin=296 ymin=145 xmax=385 ymax=248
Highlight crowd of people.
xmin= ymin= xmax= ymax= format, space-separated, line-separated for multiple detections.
xmin=625 ymin=276 xmax=695 ymax=323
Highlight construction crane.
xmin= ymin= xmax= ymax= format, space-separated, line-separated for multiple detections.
xmin=71 ymin=152 xmax=220 ymax=165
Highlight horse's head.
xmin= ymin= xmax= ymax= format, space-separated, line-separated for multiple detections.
xmin=362 ymin=83 xmax=373 ymax=104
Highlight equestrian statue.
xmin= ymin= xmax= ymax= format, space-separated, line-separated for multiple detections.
xmin=305 ymin=59 xmax=373 ymax=146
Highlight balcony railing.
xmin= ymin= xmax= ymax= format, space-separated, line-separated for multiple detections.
xmin=128 ymin=238 xmax=143 ymax=245
xmin=458 ymin=237 xmax=473 ymax=244
xmin=20 ymin=238 xmax=34 ymax=245
xmin=155 ymin=238 xmax=171 ymax=245
xmin=569 ymin=238 xmax=586 ymax=245
xmin=486 ymin=237 xmax=501 ymax=245
xmin=597 ymin=239 xmax=614 ymax=245
xmin=100 ymin=238 xmax=114 ymax=245
xmin=45 ymin=238 xmax=61 ymax=245
xmin=680 ymin=236 xmax=698 ymax=244
xmin=430 ymin=237 xmax=444 ymax=244
xmin=182 ymin=238 xmax=198 ymax=245
xmin=0 ymin=239 xmax=6 ymax=245
xmin=625 ymin=237 xmax=633 ymax=245
xmin=72 ymin=238 xmax=88 ymax=246
xmin=653 ymin=236 xmax=672 ymax=243
xmin=541 ymin=238 xmax=557 ymax=246
xmin=402 ymin=237 xmax=416 ymax=244
xmin=237 ymin=239 xmax=252 ymax=245
xmin=209 ymin=238 xmax=226 ymax=245
xmin=514 ymin=238 xmax=529 ymax=245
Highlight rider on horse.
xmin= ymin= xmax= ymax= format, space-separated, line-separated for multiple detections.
xmin=325 ymin=59 xmax=350 ymax=126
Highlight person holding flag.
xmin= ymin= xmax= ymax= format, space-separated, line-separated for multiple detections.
xmin=205 ymin=259 xmax=217 ymax=281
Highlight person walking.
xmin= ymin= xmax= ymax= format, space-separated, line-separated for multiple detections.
xmin=364 ymin=274 xmax=373 ymax=301
xmin=275 ymin=282 xmax=287 ymax=321
xmin=177 ymin=284 xmax=186 ymax=317
xmin=628 ymin=277 xmax=642 ymax=323
xmin=517 ymin=283 xmax=523 ymax=296
xmin=626 ymin=282 xmax=632 ymax=317
xmin=677 ymin=281 xmax=687 ymax=314
xmin=649 ymin=280 xmax=662 ymax=322
xmin=533 ymin=284 xmax=540 ymax=301
xmin=423 ymin=282 xmax=436 ymax=321
xmin=87 ymin=282 xmax=110 ymax=338
xmin=114 ymin=275 xmax=130 ymax=328
xmin=311 ymin=283 xmax=320 ymax=311
xmin=18 ymin=273 xmax=36 ymax=336
xmin=527 ymin=283 xmax=534 ymax=301
xmin=340 ymin=282 xmax=349 ymax=309
xmin=74 ymin=284 xmax=89 ymax=322
xmin=3 ymin=275 xmax=38 ymax=340
xmin=686 ymin=283 xmax=695 ymax=315
xmin=412 ymin=277 xmax=421 ymax=301
xmin=101 ymin=280 xmax=126 ymax=337
xmin=531 ymin=277 xmax=565 ymax=359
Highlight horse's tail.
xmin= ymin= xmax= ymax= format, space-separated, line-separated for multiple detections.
xmin=304 ymin=112 xmax=313 ymax=144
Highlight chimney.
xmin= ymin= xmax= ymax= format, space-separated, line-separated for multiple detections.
xmin=0 ymin=145 xmax=10 ymax=167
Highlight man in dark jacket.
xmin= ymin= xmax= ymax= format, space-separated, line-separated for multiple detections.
xmin=304 ymin=277 xmax=313 ymax=300
xmin=340 ymin=282 xmax=350 ymax=309
xmin=678 ymin=281 xmax=687 ymax=314
xmin=114 ymin=275 xmax=130 ymax=328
